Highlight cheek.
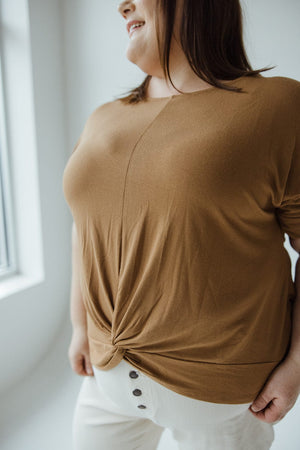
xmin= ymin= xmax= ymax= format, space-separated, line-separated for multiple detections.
xmin=130 ymin=25 xmax=155 ymax=50
xmin=140 ymin=0 xmax=156 ymax=10
xmin=144 ymin=24 xmax=159 ymax=51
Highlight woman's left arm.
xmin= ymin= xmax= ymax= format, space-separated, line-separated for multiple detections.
xmin=249 ymin=236 xmax=300 ymax=424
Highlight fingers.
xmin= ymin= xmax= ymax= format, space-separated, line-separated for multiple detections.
xmin=69 ymin=352 xmax=94 ymax=376
xmin=69 ymin=354 xmax=86 ymax=375
xmin=250 ymin=392 xmax=272 ymax=413
xmin=84 ymin=356 xmax=94 ymax=376
xmin=249 ymin=399 xmax=285 ymax=424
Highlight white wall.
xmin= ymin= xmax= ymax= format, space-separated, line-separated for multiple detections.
xmin=242 ymin=0 xmax=300 ymax=79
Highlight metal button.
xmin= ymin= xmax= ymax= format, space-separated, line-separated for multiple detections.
xmin=132 ymin=388 xmax=142 ymax=396
xmin=137 ymin=404 xmax=146 ymax=409
xmin=129 ymin=370 xmax=139 ymax=379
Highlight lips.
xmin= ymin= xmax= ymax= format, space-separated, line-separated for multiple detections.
xmin=127 ymin=20 xmax=145 ymax=36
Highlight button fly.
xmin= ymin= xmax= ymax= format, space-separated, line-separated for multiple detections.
xmin=132 ymin=388 xmax=142 ymax=396
xmin=129 ymin=370 xmax=139 ymax=378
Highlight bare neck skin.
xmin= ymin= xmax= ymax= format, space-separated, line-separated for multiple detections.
xmin=118 ymin=0 xmax=216 ymax=98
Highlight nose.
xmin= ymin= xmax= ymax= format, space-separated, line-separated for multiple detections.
xmin=117 ymin=1 xmax=135 ymax=18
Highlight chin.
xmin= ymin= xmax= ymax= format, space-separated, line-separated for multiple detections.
xmin=125 ymin=52 xmax=155 ymax=74
xmin=125 ymin=46 xmax=139 ymax=62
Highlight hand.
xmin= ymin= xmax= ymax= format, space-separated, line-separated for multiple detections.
xmin=249 ymin=355 xmax=300 ymax=424
xmin=68 ymin=327 xmax=94 ymax=377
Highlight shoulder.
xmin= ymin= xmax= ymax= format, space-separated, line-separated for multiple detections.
xmin=87 ymin=98 xmax=122 ymax=120
xmin=260 ymin=74 xmax=300 ymax=88
xmin=82 ymin=98 xmax=124 ymax=130
xmin=244 ymin=75 xmax=300 ymax=125
xmin=253 ymin=74 xmax=300 ymax=103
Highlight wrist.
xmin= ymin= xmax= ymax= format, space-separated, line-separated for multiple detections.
xmin=284 ymin=352 xmax=300 ymax=372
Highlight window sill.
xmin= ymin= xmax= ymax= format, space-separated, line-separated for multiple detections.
xmin=0 ymin=273 xmax=44 ymax=301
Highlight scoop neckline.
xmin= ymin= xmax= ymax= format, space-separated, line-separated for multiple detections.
xmin=144 ymin=75 xmax=246 ymax=101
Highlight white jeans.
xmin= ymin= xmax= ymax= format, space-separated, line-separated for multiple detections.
xmin=72 ymin=358 xmax=275 ymax=450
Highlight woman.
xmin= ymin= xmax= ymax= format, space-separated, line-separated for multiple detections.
xmin=63 ymin=0 xmax=300 ymax=449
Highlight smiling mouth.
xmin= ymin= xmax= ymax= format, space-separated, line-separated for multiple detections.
xmin=129 ymin=22 xmax=145 ymax=37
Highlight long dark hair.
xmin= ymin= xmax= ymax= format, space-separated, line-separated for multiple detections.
xmin=115 ymin=0 xmax=275 ymax=104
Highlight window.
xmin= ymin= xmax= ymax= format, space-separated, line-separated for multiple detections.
xmin=0 ymin=20 xmax=16 ymax=280
xmin=0 ymin=0 xmax=45 ymax=300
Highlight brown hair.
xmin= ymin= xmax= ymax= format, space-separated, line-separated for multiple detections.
xmin=115 ymin=0 xmax=275 ymax=104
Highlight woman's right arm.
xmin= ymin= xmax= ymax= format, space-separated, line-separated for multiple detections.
xmin=68 ymin=222 xmax=94 ymax=376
